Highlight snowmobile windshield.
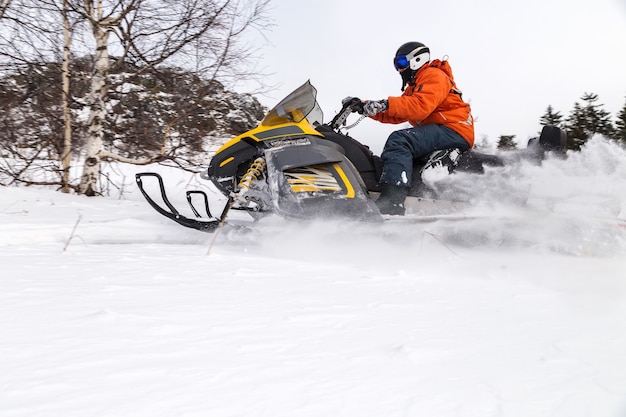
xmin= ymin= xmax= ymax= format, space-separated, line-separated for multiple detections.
xmin=261 ymin=80 xmax=323 ymax=127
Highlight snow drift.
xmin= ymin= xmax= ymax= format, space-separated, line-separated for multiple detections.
xmin=1 ymin=136 xmax=625 ymax=417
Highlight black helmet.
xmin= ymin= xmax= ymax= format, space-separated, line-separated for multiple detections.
xmin=394 ymin=41 xmax=430 ymax=91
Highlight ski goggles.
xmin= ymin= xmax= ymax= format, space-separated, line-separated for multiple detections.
xmin=393 ymin=46 xmax=428 ymax=71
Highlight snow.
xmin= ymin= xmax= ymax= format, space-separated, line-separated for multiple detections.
xmin=2 ymin=137 xmax=626 ymax=417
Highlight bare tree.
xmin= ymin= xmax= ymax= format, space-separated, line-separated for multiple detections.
xmin=0 ymin=1 xmax=62 ymax=69
xmin=73 ymin=0 xmax=121 ymax=195
xmin=0 ymin=0 xmax=12 ymax=18
xmin=0 ymin=0 xmax=71 ymax=188
xmin=65 ymin=0 xmax=272 ymax=195
xmin=1 ymin=0 xmax=272 ymax=195
xmin=60 ymin=0 xmax=73 ymax=192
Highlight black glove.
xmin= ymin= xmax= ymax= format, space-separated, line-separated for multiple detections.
xmin=362 ymin=99 xmax=388 ymax=117
xmin=341 ymin=96 xmax=364 ymax=113
xmin=342 ymin=96 xmax=359 ymax=106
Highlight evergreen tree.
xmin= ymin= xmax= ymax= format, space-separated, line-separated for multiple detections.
xmin=539 ymin=105 xmax=563 ymax=127
xmin=565 ymin=102 xmax=588 ymax=150
xmin=564 ymin=93 xmax=614 ymax=150
xmin=615 ymin=96 xmax=626 ymax=145
xmin=582 ymin=93 xmax=614 ymax=138
xmin=497 ymin=135 xmax=517 ymax=150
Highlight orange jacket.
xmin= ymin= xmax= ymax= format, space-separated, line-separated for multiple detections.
xmin=371 ymin=59 xmax=474 ymax=147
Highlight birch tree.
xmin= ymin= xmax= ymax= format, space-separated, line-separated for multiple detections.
xmin=68 ymin=0 xmax=272 ymax=195
xmin=0 ymin=0 xmax=75 ymax=188
xmin=75 ymin=0 xmax=118 ymax=195
xmin=1 ymin=0 xmax=271 ymax=195
xmin=61 ymin=0 xmax=73 ymax=192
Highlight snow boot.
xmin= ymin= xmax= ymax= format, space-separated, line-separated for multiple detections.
xmin=375 ymin=184 xmax=408 ymax=215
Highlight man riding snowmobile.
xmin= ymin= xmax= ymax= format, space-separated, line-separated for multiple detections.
xmin=135 ymin=76 xmax=567 ymax=232
xmin=347 ymin=41 xmax=474 ymax=215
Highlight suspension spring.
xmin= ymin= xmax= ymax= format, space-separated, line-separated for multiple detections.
xmin=237 ymin=157 xmax=266 ymax=192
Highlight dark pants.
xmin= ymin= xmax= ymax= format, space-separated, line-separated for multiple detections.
xmin=380 ymin=124 xmax=470 ymax=187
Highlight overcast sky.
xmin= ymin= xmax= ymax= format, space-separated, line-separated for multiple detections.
xmin=241 ymin=0 xmax=626 ymax=152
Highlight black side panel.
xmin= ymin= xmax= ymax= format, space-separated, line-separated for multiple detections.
xmin=264 ymin=143 xmax=380 ymax=221
xmin=316 ymin=125 xmax=382 ymax=192
xmin=269 ymin=140 xmax=345 ymax=170
xmin=207 ymin=139 xmax=259 ymax=194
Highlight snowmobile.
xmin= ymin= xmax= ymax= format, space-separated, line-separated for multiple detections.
xmin=136 ymin=80 xmax=567 ymax=232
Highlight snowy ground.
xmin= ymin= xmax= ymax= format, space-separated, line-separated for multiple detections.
xmin=1 ymin=137 xmax=626 ymax=417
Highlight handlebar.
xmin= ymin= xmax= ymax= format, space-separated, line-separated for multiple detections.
xmin=328 ymin=98 xmax=364 ymax=131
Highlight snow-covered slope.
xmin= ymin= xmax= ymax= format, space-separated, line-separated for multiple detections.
xmin=1 ymin=137 xmax=625 ymax=417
